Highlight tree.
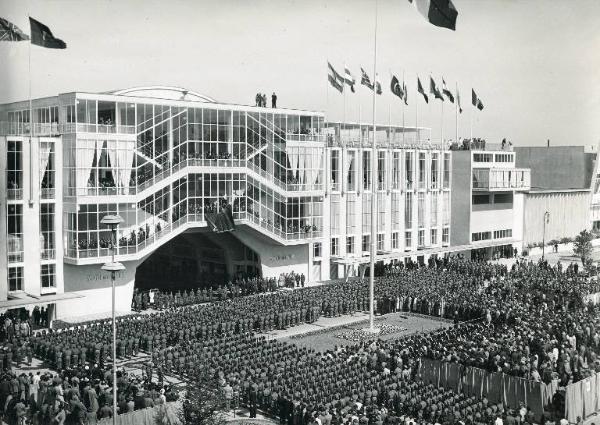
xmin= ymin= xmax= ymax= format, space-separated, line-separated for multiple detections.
xmin=573 ymin=229 xmax=594 ymax=267
xmin=175 ymin=368 xmax=227 ymax=425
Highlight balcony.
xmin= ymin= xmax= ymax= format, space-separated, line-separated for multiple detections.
xmin=472 ymin=168 xmax=530 ymax=191
xmin=7 ymin=188 xmax=23 ymax=200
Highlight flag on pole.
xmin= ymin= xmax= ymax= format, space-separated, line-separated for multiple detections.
xmin=417 ymin=78 xmax=429 ymax=103
xmin=391 ymin=75 xmax=405 ymax=100
xmin=0 ymin=17 xmax=30 ymax=41
xmin=408 ymin=0 xmax=458 ymax=31
xmin=442 ymin=78 xmax=454 ymax=103
xmin=402 ymin=81 xmax=408 ymax=105
xmin=456 ymin=87 xmax=463 ymax=113
xmin=344 ymin=67 xmax=356 ymax=93
xmin=29 ymin=17 xmax=66 ymax=48
xmin=430 ymin=76 xmax=444 ymax=101
xmin=328 ymin=62 xmax=344 ymax=93
xmin=472 ymin=89 xmax=484 ymax=111
xmin=361 ymin=68 xmax=382 ymax=95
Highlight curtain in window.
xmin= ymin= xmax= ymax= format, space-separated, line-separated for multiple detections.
xmin=76 ymin=139 xmax=99 ymax=194
xmin=39 ymin=142 xmax=52 ymax=185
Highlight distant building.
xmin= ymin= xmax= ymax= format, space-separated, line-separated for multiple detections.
xmin=515 ymin=145 xmax=595 ymax=247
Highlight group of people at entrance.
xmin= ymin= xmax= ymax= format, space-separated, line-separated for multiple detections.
xmin=1 ymin=257 xmax=600 ymax=425
xmin=255 ymin=92 xmax=277 ymax=108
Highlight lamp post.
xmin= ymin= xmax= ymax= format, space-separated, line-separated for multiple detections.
xmin=100 ymin=214 xmax=125 ymax=425
xmin=542 ymin=211 xmax=550 ymax=261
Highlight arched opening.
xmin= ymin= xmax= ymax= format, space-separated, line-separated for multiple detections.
xmin=134 ymin=230 xmax=260 ymax=292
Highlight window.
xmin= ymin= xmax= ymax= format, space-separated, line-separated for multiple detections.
xmin=362 ymin=151 xmax=371 ymax=190
xmin=392 ymin=193 xmax=401 ymax=231
xmin=331 ymin=238 xmax=339 ymax=256
xmin=417 ymin=192 xmax=425 ymax=228
xmin=473 ymin=153 xmax=492 ymax=162
xmin=362 ymin=194 xmax=371 ymax=234
xmin=418 ymin=152 xmax=426 ymax=189
xmin=472 ymin=231 xmax=492 ymax=242
xmin=40 ymin=141 xmax=55 ymax=197
xmin=377 ymin=233 xmax=384 ymax=251
xmin=8 ymin=267 xmax=23 ymax=292
xmin=346 ymin=195 xmax=357 ymax=235
xmin=430 ymin=195 xmax=438 ymax=227
xmin=377 ymin=151 xmax=386 ymax=190
xmin=362 ymin=234 xmax=370 ymax=253
xmin=346 ymin=236 xmax=355 ymax=254
xmin=472 ymin=194 xmax=491 ymax=204
xmin=431 ymin=152 xmax=439 ymax=189
xmin=443 ymin=153 xmax=450 ymax=189
xmin=405 ymin=152 xmax=413 ymax=190
xmin=493 ymin=193 xmax=513 ymax=204
xmin=392 ymin=152 xmax=401 ymax=190
xmin=40 ymin=204 xmax=55 ymax=260
xmin=418 ymin=229 xmax=425 ymax=248
xmin=41 ymin=264 xmax=56 ymax=289
xmin=378 ymin=196 xmax=386 ymax=232
xmin=405 ymin=192 xmax=413 ymax=228
xmin=494 ymin=153 xmax=513 ymax=163
xmin=347 ymin=150 xmax=357 ymax=191
xmin=8 ymin=204 xmax=23 ymax=263
xmin=392 ymin=232 xmax=399 ymax=250
xmin=442 ymin=227 xmax=449 ymax=245
xmin=430 ymin=228 xmax=438 ymax=245
xmin=331 ymin=150 xmax=340 ymax=191
xmin=405 ymin=231 xmax=412 ymax=250
xmin=313 ymin=242 xmax=322 ymax=258
xmin=330 ymin=195 xmax=341 ymax=236
xmin=493 ymin=229 xmax=512 ymax=239
xmin=442 ymin=191 xmax=450 ymax=226
xmin=7 ymin=140 xmax=23 ymax=199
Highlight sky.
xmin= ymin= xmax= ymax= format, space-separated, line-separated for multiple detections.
xmin=1 ymin=0 xmax=599 ymax=147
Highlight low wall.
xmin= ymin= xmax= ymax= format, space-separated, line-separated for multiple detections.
xmin=97 ymin=403 xmax=180 ymax=425
xmin=420 ymin=358 xmax=558 ymax=420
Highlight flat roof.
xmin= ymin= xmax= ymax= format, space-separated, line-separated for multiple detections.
xmin=0 ymin=292 xmax=84 ymax=310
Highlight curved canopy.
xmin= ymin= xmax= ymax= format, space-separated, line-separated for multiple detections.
xmin=108 ymin=86 xmax=216 ymax=103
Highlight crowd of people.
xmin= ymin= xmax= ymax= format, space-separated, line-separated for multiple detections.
xmin=2 ymin=257 xmax=600 ymax=424
xmin=255 ymin=92 xmax=277 ymax=108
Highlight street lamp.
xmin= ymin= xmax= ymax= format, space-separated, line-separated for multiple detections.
xmin=100 ymin=214 xmax=125 ymax=424
xmin=542 ymin=211 xmax=550 ymax=260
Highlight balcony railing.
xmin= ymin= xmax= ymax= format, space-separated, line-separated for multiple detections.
xmin=41 ymin=188 xmax=55 ymax=199
xmin=8 ymin=251 xmax=24 ymax=263
xmin=0 ymin=121 xmax=136 ymax=136
xmin=41 ymin=249 xmax=56 ymax=260
xmin=7 ymin=188 xmax=23 ymax=200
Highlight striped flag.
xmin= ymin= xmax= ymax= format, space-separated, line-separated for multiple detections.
xmin=344 ymin=67 xmax=356 ymax=93
xmin=408 ymin=0 xmax=458 ymax=31
xmin=0 ymin=17 xmax=30 ymax=41
xmin=442 ymin=79 xmax=454 ymax=103
xmin=361 ymin=68 xmax=382 ymax=95
xmin=328 ymin=62 xmax=344 ymax=93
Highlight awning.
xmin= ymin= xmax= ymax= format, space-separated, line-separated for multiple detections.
xmin=0 ymin=292 xmax=84 ymax=310
xmin=331 ymin=239 xmax=519 ymax=266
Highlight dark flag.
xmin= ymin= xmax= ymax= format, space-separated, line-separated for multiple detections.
xmin=30 ymin=17 xmax=66 ymax=49
xmin=328 ymin=62 xmax=344 ymax=93
xmin=375 ymin=80 xmax=382 ymax=95
xmin=408 ymin=0 xmax=458 ymax=31
xmin=402 ymin=81 xmax=408 ymax=105
xmin=442 ymin=78 xmax=454 ymax=103
xmin=0 ymin=17 xmax=29 ymax=41
xmin=456 ymin=88 xmax=463 ymax=113
xmin=417 ymin=78 xmax=428 ymax=103
xmin=391 ymin=75 xmax=405 ymax=99
xmin=429 ymin=76 xmax=444 ymax=101
xmin=472 ymin=89 xmax=484 ymax=111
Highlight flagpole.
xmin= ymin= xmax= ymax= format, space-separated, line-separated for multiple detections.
xmin=28 ymin=32 xmax=34 ymax=206
xmin=368 ymin=0 xmax=379 ymax=333
xmin=402 ymin=70 xmax=405 ymax=148
xmin=470 ymin=88 xmax=473 ymax=140
xmin=416 ymin=75 xmax=419 ymax=145
xmin=455 ymin=82 xmax=458 ymax=144
xmin=441 ymin=84 xmax=444 ymax=148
